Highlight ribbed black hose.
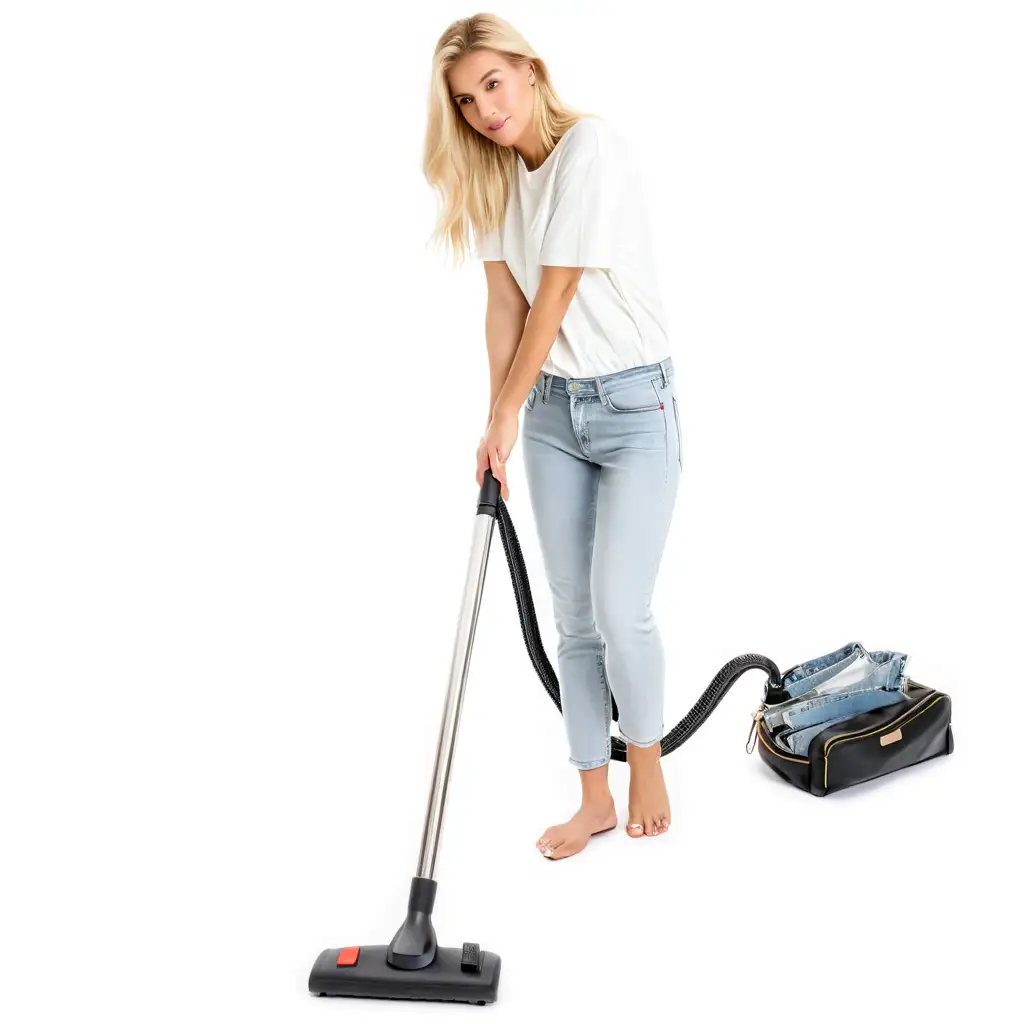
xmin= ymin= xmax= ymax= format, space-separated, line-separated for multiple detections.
xmin=493 ymin=494 xmax=783 ymax=762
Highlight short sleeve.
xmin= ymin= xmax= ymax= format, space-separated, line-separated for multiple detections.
xmin=538 ymin=138 xmax=616 ymax=269
xmin=473 ymin=223 xmax=503 ymax=261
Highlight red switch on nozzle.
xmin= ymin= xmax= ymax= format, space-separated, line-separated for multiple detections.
xmin=336 ymin=947 xmax=359 ymax=967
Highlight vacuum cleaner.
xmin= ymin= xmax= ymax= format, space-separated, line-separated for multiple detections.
xmin=308 ymin=468 xmax=782 ymax=1005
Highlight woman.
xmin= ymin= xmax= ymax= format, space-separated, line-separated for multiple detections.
xmin=425 ymin=14 xmax=681 ymax=860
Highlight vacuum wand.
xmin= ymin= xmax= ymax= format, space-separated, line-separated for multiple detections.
xmin=307 ymin=469 xmax=504 ymax=1005
xmin=416 ymin=504 xmax=496 ymax=879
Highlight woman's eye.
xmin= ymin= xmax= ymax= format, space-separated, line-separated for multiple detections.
xmin=459 ymin=80 xmax=497 ymax=105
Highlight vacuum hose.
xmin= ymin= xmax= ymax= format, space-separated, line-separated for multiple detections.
xmin=489 ymin=483 xmax=783 ymax=762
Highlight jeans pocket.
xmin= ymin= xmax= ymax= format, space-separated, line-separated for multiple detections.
xmin=603 ymin=377 xmax=664 ymax=413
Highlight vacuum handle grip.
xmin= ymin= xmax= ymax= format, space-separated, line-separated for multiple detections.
xmin=478 ymin=467 xmax=500 ymax=515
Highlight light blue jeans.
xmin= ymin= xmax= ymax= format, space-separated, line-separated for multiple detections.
xmin=767 ymin=642 xmax=910 ymax=755
xmin=520 ymin=357 xmax=681 ymax=769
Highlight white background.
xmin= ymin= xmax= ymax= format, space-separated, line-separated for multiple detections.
xmin=2 ymin=2 xmax=1020 ymax=1021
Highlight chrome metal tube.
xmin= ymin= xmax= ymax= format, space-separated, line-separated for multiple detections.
xmin=415 ymin=511 xmax=496 ymax=880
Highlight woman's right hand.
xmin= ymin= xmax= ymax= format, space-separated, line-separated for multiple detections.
xmin=476 ymin=431 xmax=495 ymax=493
xmin=476 ymin=421 xmax=511 ymax=501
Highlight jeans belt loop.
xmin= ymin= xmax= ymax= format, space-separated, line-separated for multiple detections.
xmin=659 ymin=360 xmax=668 ymax=388
xmin=594 ymin=374 xmax=610 ymax=407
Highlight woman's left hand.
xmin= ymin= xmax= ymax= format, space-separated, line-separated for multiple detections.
xmin=481 ymin=409 xmax=518 ymax=501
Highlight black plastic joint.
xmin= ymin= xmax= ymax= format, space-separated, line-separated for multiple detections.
xmin=477 ymin=468 xmax=500 ymax=518
xmin=407 ymin=875 xmax=437 ymax=913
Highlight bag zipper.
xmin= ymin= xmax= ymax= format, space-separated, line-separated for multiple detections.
xmin=822 ymin=691 xmax=948 ymax=789
xmin=744 ymin=705 xmax=764 ymax=753
xmin=746 ymin=704 xmax=811 ymax=763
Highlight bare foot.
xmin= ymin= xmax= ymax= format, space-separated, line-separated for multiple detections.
xmin=536 ymin=798 xmax=617 ymax=860
xmin=625 ymin=742 xmax=671 ymax=838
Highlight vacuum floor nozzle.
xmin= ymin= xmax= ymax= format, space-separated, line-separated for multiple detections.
xmin=308 ymin=943 xmax=501 ymax=1004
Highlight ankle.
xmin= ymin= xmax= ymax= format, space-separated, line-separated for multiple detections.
xmin=579 ymin=785 xmax=614 ymax=810
xmin=577 ymin=763 xmax=611 ymax=804
xmin=627 ymin=745 xmax=662 ymax=770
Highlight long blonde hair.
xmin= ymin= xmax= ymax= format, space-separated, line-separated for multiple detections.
xmin=424 ymin=13 xmax=594 ymax=265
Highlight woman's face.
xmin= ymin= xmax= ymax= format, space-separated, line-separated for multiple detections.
xmin=449 ymin=51 xmax=534 ymax=146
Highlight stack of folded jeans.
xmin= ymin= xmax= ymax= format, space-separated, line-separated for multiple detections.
xmin=765 ymin=642 xmax=909 ymax=756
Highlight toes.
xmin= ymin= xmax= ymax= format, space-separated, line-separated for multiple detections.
xmin=627 ymin=812 xmax=673 ymax=837
xmin=546 ymin=839 xmax=573 ymax=859
xmin=538 ymin=834 xmax=576 ymax=859
xmin=537 ymin=834 xmax=565 ymax=857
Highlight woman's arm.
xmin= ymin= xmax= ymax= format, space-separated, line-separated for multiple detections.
xmin=483 ymin=261 xmax=530 ymax=423
xmin=491 ymin=265 xmax=585 ymax=420
xmin=477 ymin=264 xmax=584 ymax=500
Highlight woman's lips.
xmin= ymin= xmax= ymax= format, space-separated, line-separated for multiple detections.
xmin=488 ymin=117 xmax=509 ymax=131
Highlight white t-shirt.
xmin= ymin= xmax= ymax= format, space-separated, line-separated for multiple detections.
xmin=473 ymin=116 xmax=671 ymax=379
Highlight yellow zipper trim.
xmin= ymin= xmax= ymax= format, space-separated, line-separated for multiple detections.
xmin=756 ymin=719 xmax=809 ymax=764
xmin=823 ymin=694 xmax=948 ymax=789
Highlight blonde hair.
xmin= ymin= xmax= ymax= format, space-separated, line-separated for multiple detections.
xmin=424 ymin=13 xmax=595 ymax=265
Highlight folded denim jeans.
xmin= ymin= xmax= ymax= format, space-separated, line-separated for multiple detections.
xmin=778 ymin=641 xmax=870 ymax=701
xmin=765 ymin=642 xmax=910 ymax=738
xmin=774 ymin=686 xmax=909 ymax=755
xmin=770 ymin=643 xmax=905 ymax=724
